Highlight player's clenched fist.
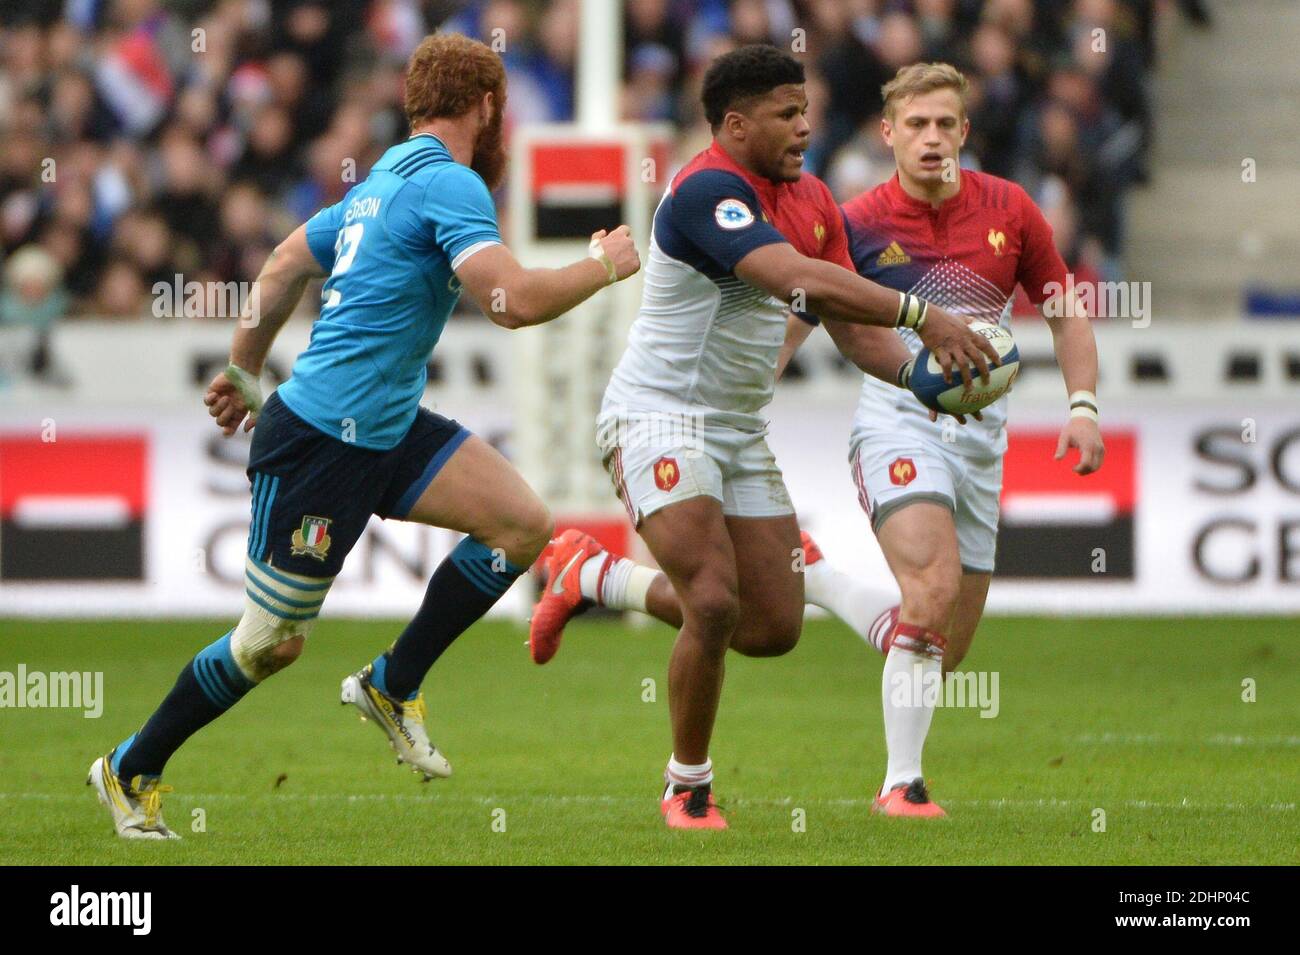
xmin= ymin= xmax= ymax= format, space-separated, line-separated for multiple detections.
xmin=592 ymin=225 xmax=641 ymax=281
xmin=204 ymin=370 xmax=257 ymax=436
xmin=918 ymin=305 xmax=1000 ymax=386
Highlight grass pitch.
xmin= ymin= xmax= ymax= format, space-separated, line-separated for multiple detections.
xmin=0 ymin=615 xmax=1295 ymax=865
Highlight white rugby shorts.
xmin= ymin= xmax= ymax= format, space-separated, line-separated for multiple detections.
xmin=598 ymin=413 xmax=794 ymax=524
xmin=850 ymin=428 xmax=1003 ymax=573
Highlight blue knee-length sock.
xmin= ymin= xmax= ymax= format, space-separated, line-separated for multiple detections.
xmin=373 ymin=537 xmax=525 ymax=700
xmin=111 ymin=630 xmax=255 ymax=785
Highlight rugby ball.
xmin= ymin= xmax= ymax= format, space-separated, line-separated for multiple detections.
xmin=909 ymin=320 xmax=1020 ymax=415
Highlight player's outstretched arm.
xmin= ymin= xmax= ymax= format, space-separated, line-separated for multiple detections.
xmin=205 ymin=223 xmax=325 ymax=436
xmin=775 ymin=311 xmax=913 ymax=388
xmin=822 ymin=315 xmax=981 ymax=424
xmin=1042 ymin=285 xmax=1104 ymax=475
xmin=819 ymin=316 xmax=914 ymax=384
xmin=776 ymin=312 xmax=978 ymax=421
xmin=735 ymin=242 xmax=997 ymax=386
xmin=455 ymin=226 xmax=640 ymax=330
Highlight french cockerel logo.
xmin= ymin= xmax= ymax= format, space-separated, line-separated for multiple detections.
xmin=653 ymin=457 xmax=680 ymax=492
xmin=888 ymin=457 xmax=916 ymax=487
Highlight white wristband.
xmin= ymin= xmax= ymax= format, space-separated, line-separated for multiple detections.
xmin=894 ymin=292 xmax=928 ymax=330
xmin=225 ymin=362 xmax=264 ymax=414
xmin=1069 ymin=390 xmax=1098 ymax=422
xmin=588 ymin=236 xmax=618 ymax=285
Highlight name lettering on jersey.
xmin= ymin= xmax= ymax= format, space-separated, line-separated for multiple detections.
xmin=877 ymin=241 xmax=911 ymax=266
xmin=345 ymin=196 xmax=383 ymax=222
xmin=987 ymin=228 xmax=1006 ymax=256
xmin=714 ymin=198 xmax=754 ymax=230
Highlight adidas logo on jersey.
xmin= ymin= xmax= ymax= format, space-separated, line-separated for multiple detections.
xmin=877 ymin=241 xmax=911 ymax=266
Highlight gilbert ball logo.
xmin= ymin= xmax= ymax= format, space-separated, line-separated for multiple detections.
xmin=49 ymin=885 xmax=151 ymax=935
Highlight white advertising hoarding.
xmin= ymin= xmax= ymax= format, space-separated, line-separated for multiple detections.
xmin=0 ymin=403 xmax=528 ymax=619
xmin=2 ymin=397 xmax=1297 ymax=617
xmin=766 ymin=396 xmax=1300 ymax=615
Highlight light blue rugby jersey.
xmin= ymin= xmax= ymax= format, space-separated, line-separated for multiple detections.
xmin=277 ymin=133 xmax=501 ymax=450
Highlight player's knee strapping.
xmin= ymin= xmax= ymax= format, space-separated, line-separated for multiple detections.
xmin=109 ymin=562 xmax=334 ymax=783
xmin=889 ymin=621 xmax=947 ymax=661
xmin=232 ymin=557 xmax=335 ymax=682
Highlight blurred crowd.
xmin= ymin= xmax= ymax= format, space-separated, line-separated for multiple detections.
xmin=0 ymin=0 xmax=1193 ymax=345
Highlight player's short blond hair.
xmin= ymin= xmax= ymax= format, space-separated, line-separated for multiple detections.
xmin=881 ymin=63 xmax=969 ymax=121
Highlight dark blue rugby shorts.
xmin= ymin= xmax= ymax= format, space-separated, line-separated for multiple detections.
xmin=244 ymin=390 xmax=470 ymax=577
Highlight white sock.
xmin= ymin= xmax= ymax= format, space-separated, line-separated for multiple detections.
xmin=804 ymin=557 xmax=900 ymax=651
xmin=880 ymin=641 xmax=941 ymax=792
xmin=577 ymin=554 xmax=605 ymax=601
xmin=578 ymin=553 xmax=657 ymax=613
xmin=664 ymin=755 xmax=713 ymax=795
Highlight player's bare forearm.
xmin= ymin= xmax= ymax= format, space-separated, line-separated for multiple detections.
xmin=456 ymin=227 xmax=640 ymax=329
xmin=206 ymin=226 xmax=322 ymax=436
xmin=1043 ymin=290 xmax=1104 ymax=474
xmin=506 ymin=257 xmax=617 ymax=327
xmin=229 ymin=225 xmax=324 ymax=374
xmin=736 ymin=243 xmax=997 ymax=384
xmin=821 ymin=315 xmax=986 ymax=420
xmin=821 ymin=317 xmax=915 ymax=384
xmin=229 ymin=271 xmax=312 ymax=373
xmin=735 ymin=245 xmax=900 ymax=326
xmin=775 ymin=313 xmax=816 ymax=380
xmin=805 ymin=267 xmax=906 ymax=327
xmin=1042 ymin=293 xmax=1098 ymax=396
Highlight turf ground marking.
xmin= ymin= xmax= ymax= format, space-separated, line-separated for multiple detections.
xmin=4 ymin=792 xmax=1293 ymax=812
xmin=1073 ymin=733 xmax=1300 ymax=746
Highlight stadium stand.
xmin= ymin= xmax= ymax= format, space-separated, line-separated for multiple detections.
xmin=0 ymin=0 xmax=1193 ymax=326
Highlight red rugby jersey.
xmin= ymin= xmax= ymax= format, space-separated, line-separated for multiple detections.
xmin=840 ymin=169 xmax=1067 ymax=319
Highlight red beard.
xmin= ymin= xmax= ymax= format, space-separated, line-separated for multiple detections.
xmin=471 ymin=107 xmax=506 ymax=191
